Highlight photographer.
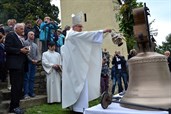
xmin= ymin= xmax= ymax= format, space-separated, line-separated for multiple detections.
xmin=112 ymin=51 xmax=128 ymax=94
xmin=39 ymin=16 xmax=58 ymax=53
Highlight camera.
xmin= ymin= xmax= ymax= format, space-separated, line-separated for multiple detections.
xmin=25 ymin=46 xmax=30 ymax=51
xmin=115 ymin=54 xmax=119 ymax=57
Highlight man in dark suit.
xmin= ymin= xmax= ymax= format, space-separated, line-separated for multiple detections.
xmin=5 ymin=23 xmax=29 ymax=114
xmin=112 ymin=51 xmax=128 ymax=94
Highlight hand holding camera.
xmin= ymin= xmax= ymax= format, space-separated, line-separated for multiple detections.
xmin=20 ymin=46 xmax=30 ymax=54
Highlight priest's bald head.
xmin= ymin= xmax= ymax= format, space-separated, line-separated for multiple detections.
xmin=71 ymin=12 xmax=83 ymax=32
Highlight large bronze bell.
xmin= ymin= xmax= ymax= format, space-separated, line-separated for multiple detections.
xmin=120 ymin=4 xmax=171 ymax=110
xmin=121 ymin=52 xmax=171 ymax=109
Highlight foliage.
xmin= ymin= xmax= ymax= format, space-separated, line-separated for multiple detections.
xmin=156 ymin=33 xmax=171 ymax=54
xmin=0 ymin=0 xmax=60 ymax=24
xmin=25 ymin=99 xmax=100 ymax=114
xmin=115 ymin=0 xmax=143 ymax=52
xmin=25 ymin=103 xmax=69 ymax=114
xmin=89 ymin=98 xmax=101 ymax=107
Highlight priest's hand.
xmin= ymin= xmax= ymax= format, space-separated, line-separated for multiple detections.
xmin=103 ymin=29 xmax=112 ymax=33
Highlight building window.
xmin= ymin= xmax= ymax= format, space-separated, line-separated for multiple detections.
xmin=84 ymin=13 xmax=87 ymax=22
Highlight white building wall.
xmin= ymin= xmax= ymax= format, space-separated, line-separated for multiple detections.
xmin=60 ymin=0 xmax=128 ymax=62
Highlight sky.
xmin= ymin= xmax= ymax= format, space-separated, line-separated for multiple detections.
xmin=51 ymin=0 xmax=61 ymax=18
xmin=51 ymin=0 xmax=171 ymax=45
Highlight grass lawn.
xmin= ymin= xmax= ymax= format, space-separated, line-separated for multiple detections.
xmin=25 ymin=98 xmax=100 ymax=114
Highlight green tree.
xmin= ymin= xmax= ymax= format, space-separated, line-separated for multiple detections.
xmin=0 ymin=0 xmax=59 ymax=24
xmin=156 ymin=33 xmax=171 ymax=54
xmin=116 ymin=0 xmax=143 ymax=52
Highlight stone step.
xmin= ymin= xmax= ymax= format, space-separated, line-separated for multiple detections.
xmin=0 ymin=82 xmax=7 ymax=90
xmin=0 ymin=91 xmax=8 ymax=114
xmin=0 ymin=100 xmax=9 ymax=110
xmin=20 ymin=95 xmax=47 ymax=109
xmin=1 ymin=88 xmax=46 ymax=101
xmin=0 ymin=110 xmax=7 ymax=114
xmin=0 ymin=89 xmax=10 ymax=101
xmin=1 ymin=95 xmax=47 ymax=111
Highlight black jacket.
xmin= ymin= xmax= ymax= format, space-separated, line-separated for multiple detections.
xmin=5 ymin=32 xmax=28 ymax=71
xmin=112 ymin=55 xmax=127 ymax=73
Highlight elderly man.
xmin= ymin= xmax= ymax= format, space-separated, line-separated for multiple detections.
xmin=5 ymin=23 xmax=29 ymax=114
xmin=61 ymin=12 xmax=111 ymax=113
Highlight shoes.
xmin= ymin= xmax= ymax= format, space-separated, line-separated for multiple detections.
xmin=9 ymin=107 xmax=24 ymax=114
xmin=8 ymin=86 xmax=11 ymax=91
xmin=29 ymin=93 xmax=36 ymax=97
xmin=119 ymin=91 xmax=126 ymax=96
xmin=24 ymin=95 xmax=30 ymax=99
xmin=24 ymin=94 xmax=36 ymax=99
xmin=70 ymin=111 xmax=83 ymax=114
xmin=75 ymin=112 xmax=83 ymax=114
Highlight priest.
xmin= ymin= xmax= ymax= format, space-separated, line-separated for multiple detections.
xmin=61 ymin=12 xmax=111 ymax=113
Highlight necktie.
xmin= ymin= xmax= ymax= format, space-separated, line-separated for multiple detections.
xmin=19 ymin=37 xmax=25 ymax=46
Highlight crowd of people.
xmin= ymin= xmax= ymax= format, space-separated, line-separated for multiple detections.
xmin=101 ymin=47 xmax=171 ymax=97
xmin=0 ymin=17 xmax=69 ymax=114
xmin=101 ymin=49 xmax=129 ymax=95
xmin=0 ymin=14 xmax=171 ymax=114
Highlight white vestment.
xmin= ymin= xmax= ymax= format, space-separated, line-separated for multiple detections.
xmin=61 ymin=29 xmax=104 ymax=112
xmin=42 ymin=50 xmax=62 ymax=103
